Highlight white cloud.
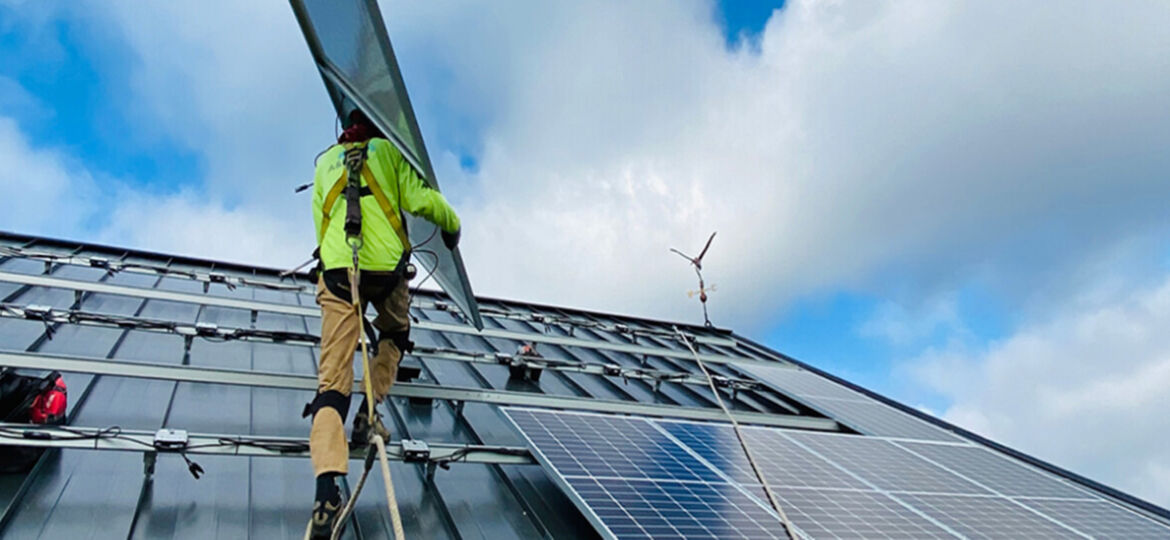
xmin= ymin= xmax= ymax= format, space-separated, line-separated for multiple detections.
xmin=45 ymin=0 xmax=1165 ymax=331
xmin=383 ymin=0 xmax=1170 ymax=329
xmin=0 ymin=116 xmax=105 ymax=237
xmin=859 ymin=294 xmax=963 ymax=346
xmin=0 ymin=112 xmax=307 ymax=269
xmin=912 ymin=275 xmax=1170 ymax=506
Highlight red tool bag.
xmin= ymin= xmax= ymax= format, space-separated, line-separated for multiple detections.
xmin=0 ymin=368 xmax=67 ymax=472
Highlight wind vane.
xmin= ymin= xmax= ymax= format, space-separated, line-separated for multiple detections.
xmin=671 ymin=231 xmax=717 ymax=327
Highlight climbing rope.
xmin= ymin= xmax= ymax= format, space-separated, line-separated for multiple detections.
xmin=673 ymin=326 xmax=797 ymax=540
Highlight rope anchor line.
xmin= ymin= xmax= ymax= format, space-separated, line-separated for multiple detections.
xmin=672 ymin=326 xmax=798 ymax=540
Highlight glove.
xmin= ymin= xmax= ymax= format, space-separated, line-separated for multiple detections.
xmin=441 ymin=227 xmax=461 ymax=250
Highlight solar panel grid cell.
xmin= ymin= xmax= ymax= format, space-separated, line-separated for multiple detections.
xmin=508 ymin=409 xmax=724 ymax=483
xmin=567 ymin=477 xmax=786 ymax=539
xmin=741 ymin=367 xmax=867 ymax=401
xmin=895 ymin=494 xmax=1086 ymax=539
xmin=744 ymin=365 xmax=962 ymax=442
xmin=1015 ymin=498 xmax=1170 ymax=540
xmin=772 ymin=488 xmax=954 ymax=539
xmin=894 ymin=441 xmax=1096 ymax=499
xmin=784 ymin=432 xmax=991 ymax=495
xmin=660 ymin=422 xmax=868 ymax=490
xmin=799 ymin=397 xmax=961 ymax=442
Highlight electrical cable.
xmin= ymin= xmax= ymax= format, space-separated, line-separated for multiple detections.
xmin=672 ymin=326 xmax=798 ymax=540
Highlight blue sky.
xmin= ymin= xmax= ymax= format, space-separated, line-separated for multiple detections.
xmin=2 ymin=0 xmax=1169 ymax=506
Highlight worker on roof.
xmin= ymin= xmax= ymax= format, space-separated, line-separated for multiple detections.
xmin=306 ymin=109 xmax=460 ymax=538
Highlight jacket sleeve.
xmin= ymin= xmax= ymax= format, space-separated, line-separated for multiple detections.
xmin=376 ymin=142 xmax=461 ymax=233
xmin=312 ymin=153 xmax=327 ymax=244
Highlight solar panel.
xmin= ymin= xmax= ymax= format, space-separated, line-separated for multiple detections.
xmin=660 ymin=421 xmax=869 ymax=490
xmin=505 ymin=409 xmax=786 ymax=539
xmin=744 ymin=364 xmax=962 ymax=442
xmin=784 ymin=431 xmax=991 ymax=495
xmin=505 ymin=408 xmax=1170 ymax=540
xmin=505 ymin=409 xmax=723 ymax=483
xmin=770 ymin=488 xmax=954 ymax=539
xmin=895 ymin=494 xmax=1081 ymax=539
xmin=741 ymin=365 xmax=866 ymax=401
xmin=894 ymin=441 xmax=1096 ymax=499
xmin=799 ymin=396 xmax=962 ymax=442
xmin=1016 ymin=498 xmax=1170 ymax=539
xmin=566 ymin=477 xmax=787 ymax=539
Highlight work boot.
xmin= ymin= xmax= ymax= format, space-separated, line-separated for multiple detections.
xmin=351 ymin=400 xmax=390 ymax=447
xmin=310 ymin=474 xmax=345 ymax=540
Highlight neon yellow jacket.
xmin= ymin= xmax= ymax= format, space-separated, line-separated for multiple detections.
xmin=313 ymin=138 xmax=460 ymax=271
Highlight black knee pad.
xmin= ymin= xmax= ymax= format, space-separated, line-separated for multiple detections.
xmin=379 ymin=329 xmax=413 ymax=354
xmin=302 ymin=390 xmax=351 ymax=419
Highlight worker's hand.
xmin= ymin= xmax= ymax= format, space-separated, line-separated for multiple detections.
xmin=441 ymin=227 xmax=461 ymax=250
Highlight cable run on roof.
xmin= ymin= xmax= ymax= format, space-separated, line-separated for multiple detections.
xmin=0 ymin=351 xmax=840 ymax=431
xmin=0 ymin=270 xmax=775 ymax=367
xmin=0 ymin=303 xmax=763 ymax=395
xmin=0 ymin=245 xmax=308 ymax=293
xmin=0 ymin=244 xmax=740 ymax=348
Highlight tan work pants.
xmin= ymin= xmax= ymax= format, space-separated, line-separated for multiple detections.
xmin=310 ymin=274 xmax=410 ymax=476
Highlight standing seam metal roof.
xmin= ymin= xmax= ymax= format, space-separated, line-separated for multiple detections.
xmin=0 ymin=230 xmax=1166 ymax=539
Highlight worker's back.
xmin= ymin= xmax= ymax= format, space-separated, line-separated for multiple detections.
xmin=312 ymin=137 xmax=459 ymax=273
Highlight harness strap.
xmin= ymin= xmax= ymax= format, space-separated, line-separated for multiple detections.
xmin=361 ymin=168 xmax=410 ymax=249
xmin=318 ymin=178 xmax=347 ymax=244
xmin=343 ymin=146 xmax=366 ymax=243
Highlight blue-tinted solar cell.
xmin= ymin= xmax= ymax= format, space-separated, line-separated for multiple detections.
xmin=566 ymin=477 xmax=785 ymax=539
xmin=507 ymin=409 xmax=723 ymax=483
xmin=661 ymin=421 xmax=869 ymax=490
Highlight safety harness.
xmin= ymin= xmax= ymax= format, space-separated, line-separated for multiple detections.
xmin=317 ymin=141 xmax=410 ymax=252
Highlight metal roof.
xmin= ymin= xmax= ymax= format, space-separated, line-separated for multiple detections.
xmin=0 ymin=230 xmax=1166 ymax=539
